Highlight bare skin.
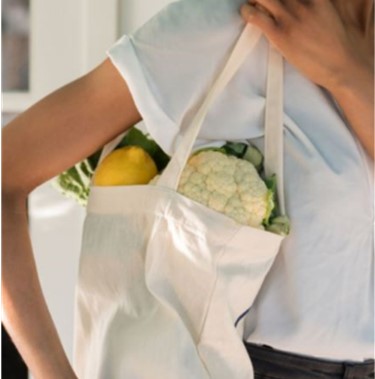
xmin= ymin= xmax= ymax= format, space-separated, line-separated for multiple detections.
xmin=2 ymin=1 xmax=374 ymax=378
xmin=2 ymin=60 xmax=141 ymax=379
xmin=240 ymin=0 xmax=374 ymax=158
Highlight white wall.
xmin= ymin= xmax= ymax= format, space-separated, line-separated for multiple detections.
xmin=28 ymin=1 xmax=174 ymax=377
xmin=3 ymin=0 xmax=118 ymax=113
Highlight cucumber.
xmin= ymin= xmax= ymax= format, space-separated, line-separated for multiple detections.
xmin=222 ymin=142 xmax=248 ymax=158
xmin=266 ymin=215 xmax=291 ymax=236
xmin=243 ymin=145 xmax=263 ymax=171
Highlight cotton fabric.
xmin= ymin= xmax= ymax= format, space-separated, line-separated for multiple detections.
xmin=104 ymin=0 xmax=374 ymax=362
xmin=73 ymin=24 xmax=286 ymax=379
xmin=74 ymin=186 xmax=281 ymax=378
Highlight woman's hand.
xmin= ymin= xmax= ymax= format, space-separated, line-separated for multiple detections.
xmin=241 ymin=0 xmax=374 ymax=158
xmin=240 ymin=0 xmax=374 ymax=92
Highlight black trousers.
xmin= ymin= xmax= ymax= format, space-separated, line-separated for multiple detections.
xmin=244 ymin=342 xmax=375 ymax=379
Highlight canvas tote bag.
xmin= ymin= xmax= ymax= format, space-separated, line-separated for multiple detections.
xmin=73 ymin=24 xmax=286 ymax=379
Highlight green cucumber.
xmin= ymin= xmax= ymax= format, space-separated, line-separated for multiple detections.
xmin=243 ymin=145 xmax=263 ymax=172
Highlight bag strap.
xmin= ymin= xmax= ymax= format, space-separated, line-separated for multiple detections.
xmin=97 ymin=24 xmax=262 ymax=168
xmin=156 ymin=24 xmax=263 ymax=189
xmin=157 ymin=24 xmax=286 ymax=216
xmin=264 ymin=46 xmax=285 ymax=215
xmin=97 ymin=24 xmax=286 ymax=215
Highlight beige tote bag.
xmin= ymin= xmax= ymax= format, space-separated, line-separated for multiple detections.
xmin=73 ymin=24 xmax=286 ymax=379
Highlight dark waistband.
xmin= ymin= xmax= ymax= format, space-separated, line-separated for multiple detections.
xmin=244 ymin=342 xmax=374 ymax=378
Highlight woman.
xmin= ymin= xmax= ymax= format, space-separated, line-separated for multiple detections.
xmin=2 ymin=0 xmax=374 ymax=378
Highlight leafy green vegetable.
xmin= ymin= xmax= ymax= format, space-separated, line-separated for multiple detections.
xmin=222 ymin=142 xmax=248 ymax=158
xmin=262 ymin=174 xmax=291 ymax=235
xmin=266 ymin=216 xmax=291 ymax=236
xmin=52 ymin=165 xmax=92 ymax=206
xmin=87 ymin=150 xmax=102 ymax=172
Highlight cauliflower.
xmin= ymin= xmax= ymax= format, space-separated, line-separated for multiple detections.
xmin=177 ymin=150 xmax=274 ymax=229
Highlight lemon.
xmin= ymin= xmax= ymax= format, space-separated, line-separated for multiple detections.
xmin=93 ymin=146 xmax=158 ymax=186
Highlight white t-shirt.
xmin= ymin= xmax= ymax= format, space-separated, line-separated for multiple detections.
xmin=107 ymin=0 xmax=374 ymax=361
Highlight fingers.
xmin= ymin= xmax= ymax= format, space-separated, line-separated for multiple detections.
xmin=242 ymin=0 xmax=312 ymax=27
xmin=240 ymin=0 xmax=301 ymax=50
xmin=283 ymin=0 xmax=314 ymax=19
xmin=240 ymin=3 xmax=278 ymax=36
xmin=241 ymin=0 xmax=294 ymax=32
xmin=251 ymin=0 xmax=289 ymax=20
xmin=240 ymin=0 xmax=311 ymax=39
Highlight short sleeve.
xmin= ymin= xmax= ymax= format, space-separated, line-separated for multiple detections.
xmin=107 ymin=0 xmax=268 ymax=155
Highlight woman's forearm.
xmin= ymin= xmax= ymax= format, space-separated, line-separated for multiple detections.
xmin=2 ymin=195 xmax=77 ymax=379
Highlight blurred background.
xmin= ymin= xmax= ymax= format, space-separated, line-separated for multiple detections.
xmin=2 ymin=0 xmax=173 ymax=377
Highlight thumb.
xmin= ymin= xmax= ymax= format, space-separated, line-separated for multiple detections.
xmin=240 ymin=4 xmax=278 ymax=40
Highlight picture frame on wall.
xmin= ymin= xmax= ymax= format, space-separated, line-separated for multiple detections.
xmin=2 ymin=0 xmax=30 ymax=92
xmin=2 ymin=0 xmax=118 ymax=114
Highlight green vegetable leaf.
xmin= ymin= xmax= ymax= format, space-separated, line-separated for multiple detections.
xmin=87 ymin=150 xmax=102 ymax=171
xmin=222 ymin=142 xmax=248 ymax=158
xmin=51 ymin=169 xmax=89 ymax=206
xmin=262 ymin=175 xmax=291 ymax=235
xmin=264 ymin=174 xmax=277 ymax=193
xmin=266 ymin=215 xmax=291 ymax=236
xmin=262 ymin=174 xmax=279 ymax=226
xmin=263 ymin=189 xmax=275 ymax=226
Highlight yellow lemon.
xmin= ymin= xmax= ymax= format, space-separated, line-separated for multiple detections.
xmin=93 ymin=146 xmax=158 ymax=186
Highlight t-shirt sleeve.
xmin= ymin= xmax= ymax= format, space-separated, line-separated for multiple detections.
xmin=106 ymin=0 xmax=248 ymax=155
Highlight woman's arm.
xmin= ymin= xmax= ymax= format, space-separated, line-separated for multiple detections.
xmin=2 ymin=58 xmax=141 ymax=379
xmin=241 ymin=0 xmax=374 ymax=158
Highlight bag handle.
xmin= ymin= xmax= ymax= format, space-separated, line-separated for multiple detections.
xmin=97 ymin=24 xmax=286 ymax=215
xmin=97 ymin=25 xmax=262 ymax=168
xmin=264 ymin=46 xmax=285 ymax=215
xmin=156 ymin=24 xmax=263 ymax=189
xmin=156 ymin=24 xmax=286 ymax=215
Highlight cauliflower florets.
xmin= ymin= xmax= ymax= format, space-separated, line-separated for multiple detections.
xmin=177 ymin=151 xmax=272 ymax=228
